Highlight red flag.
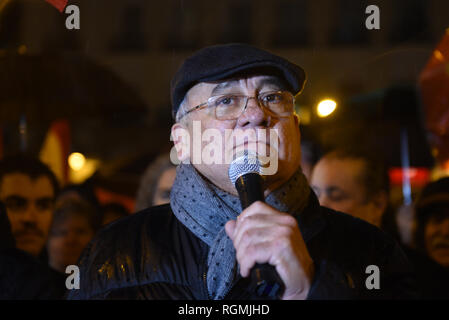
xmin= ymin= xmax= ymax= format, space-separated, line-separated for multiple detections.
xmin=45 ymin=0 xmax=68 ymax=13
xmin=419 ymin=29 xmax=449 ymax=162
xmin=95 ymin=188 xmax=135 ymax=214
xmin=39 ymin=120 xmax=71 ymax=185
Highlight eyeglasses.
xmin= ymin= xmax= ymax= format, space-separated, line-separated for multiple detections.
xmin=2 ymin=195 xmax=54 ymax=213
xmin=177 ymin=90 xmax=295 ymax=121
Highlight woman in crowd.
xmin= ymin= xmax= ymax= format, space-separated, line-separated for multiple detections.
xmin=47 ymin=199 xmax=100 ymax=273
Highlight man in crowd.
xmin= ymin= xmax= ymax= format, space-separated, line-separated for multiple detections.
xmin=310 ymin=148 xmax=389 ymax=228
xmin=0 ymin=156 xmax=65 ymax=299
xmin=0 ymin=201 xmax=64 ymax=299
xmin=47 ymin=199 xmax=100 ymax=273
xmin=311 ymin=148 xmax=449 ymax=298
xmin=0 ymin=154 xmax=59 ymax=258
xmin=414 ymin=177 xmax=449 ymax=270
xmin=69 ymin=44 xmax=416 ymax=300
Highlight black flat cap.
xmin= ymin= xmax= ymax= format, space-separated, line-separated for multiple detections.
xmin=416 ymin=177 xmax=449 ymax=215
xmin=170 ymin=43 xmax=306 ymax=120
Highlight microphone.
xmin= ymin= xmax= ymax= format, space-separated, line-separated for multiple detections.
xmin=228 ymin=151 xmax=285 ymax=299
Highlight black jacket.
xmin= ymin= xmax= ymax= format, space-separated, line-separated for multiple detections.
xmin=0 ymin=202 xmax=66 ymax=300
xmin=401 ymin=246 xmax=449 ymax=299
xmin=67 ymin=193 xmax=416 ymax=300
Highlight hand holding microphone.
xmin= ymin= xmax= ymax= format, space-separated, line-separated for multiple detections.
xmin=225 ymin=151 xmax=315 ymax=300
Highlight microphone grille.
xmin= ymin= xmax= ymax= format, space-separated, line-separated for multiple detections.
xmin=228 ymin=151 xmax=262 ymax=186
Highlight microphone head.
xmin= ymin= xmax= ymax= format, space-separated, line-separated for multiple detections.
xmin=228 ymin=151 xmax=262 ymax=186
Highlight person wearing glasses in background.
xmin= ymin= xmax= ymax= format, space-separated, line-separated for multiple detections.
xmin=69 ymin=44 xmax=416 ymax=300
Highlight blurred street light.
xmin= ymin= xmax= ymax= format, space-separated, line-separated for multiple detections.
xmin=317 ymin=99 xmax=337 ymax=118
xmin=68 ymin=152 xmax=85 ymax=171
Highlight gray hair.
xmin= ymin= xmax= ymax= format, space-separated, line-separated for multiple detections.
xmin=175 ymin=95 xmax=190 ymax=124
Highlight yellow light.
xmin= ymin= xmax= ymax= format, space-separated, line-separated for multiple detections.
xmin=17 ymin=44 xmax=27 ymax=55
xmin=317 ymin=99 xmax=337 ymax=118
xmin=434 ymin=50 xmax=444 ymax=62
xmin=297 ymin=107 xmax=311 ymax=125
xmin=0 ymin=0 xmax=12 ymax=13
xmin=68 ymin=152 xmax=86 ymax=171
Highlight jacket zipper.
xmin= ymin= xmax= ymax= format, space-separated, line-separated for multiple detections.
xmin=202 ymin=271 xmax=212 ymax=300
xmin=200 ymin=241 xmax=234 ymax=300
xmin=200 ymin=241 xmax=212 ymax=300
xmin=203 ymin=271 xmax=235 ymax=300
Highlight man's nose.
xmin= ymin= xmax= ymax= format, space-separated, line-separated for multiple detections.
xmin=236 ymin=97 xmax=270 ymax=128
xmin=21 ymin=204 xmax=39 ymax=223
xmin=318 ymin=195 xmax=330 ymax=208
xmin=441 ymin=218 xmax=449 ymax=235
xmin=65 ymin=231 xmax=79 ymax=245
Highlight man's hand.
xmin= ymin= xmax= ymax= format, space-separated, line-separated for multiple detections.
xmin=225 ymin=201 xmax=315 ymax=300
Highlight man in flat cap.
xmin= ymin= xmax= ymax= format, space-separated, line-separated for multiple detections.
xmin=69 ymin=44 xmax=416 ymax=300
xmin=414 ymin=178 xmax=449 ymax=271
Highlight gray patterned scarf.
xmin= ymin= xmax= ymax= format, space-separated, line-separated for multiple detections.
xmin=170 ymin=163 xmax=310 ymax=300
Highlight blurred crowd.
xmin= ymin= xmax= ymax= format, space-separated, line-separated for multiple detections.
xmin=0 ymin=154 xmax=131 ymax=298
xmin=1 ymin=27 xmax=449 ymax=299
xmin=1 ymin=145 xmax=449 ymax=299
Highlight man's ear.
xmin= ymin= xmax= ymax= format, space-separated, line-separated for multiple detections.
xmin=373 ymin=191 xmax=388 ymax=212
xmin=171 ymin=123 xmax=190 ymax=163
xmin=293 ymin=112 xmax=301 ymax=128
xmin=370 ymin=191 xmax=389 ymax=227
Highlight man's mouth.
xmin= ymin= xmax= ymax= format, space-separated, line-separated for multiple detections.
xmin=431 ymin=239 xmax=449 ymax=251
xmin=15 ymin=230 xmax=42 ymax=241
xmin=233 ymin=141 xmax=270 ymax=150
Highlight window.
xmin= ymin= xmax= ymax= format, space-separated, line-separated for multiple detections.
xmin=0 ymin=1 xmax=23 ymax=50
xmin=218 ymin=0 xmax=252 ymax=44
xmin=165 ymin=0 xmax=201 ymax=50
xmin=110 ymin=4 xmax=147 ymax=52
xmin=329 ymin=0 xmax=368 ymax=46
xmin=273 ymin=0 xmax=309 ymax=47
xmin=389 ymin=0 xmax=430 ymax=44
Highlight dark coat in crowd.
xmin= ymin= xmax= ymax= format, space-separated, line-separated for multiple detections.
xmin=381 ymin=204 xmax=449 ymax=298
xmin=0 ymin=202 xmax=66 ymax=299
xmin=401 ymin=246 xmax=449 ymax=299
xmin=68 ymin=192 xmax=417 ymax=300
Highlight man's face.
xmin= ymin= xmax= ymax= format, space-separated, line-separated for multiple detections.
xmin=172 ymin=75 xmax=302 ymax=195
xmin=47 ymin=215 xmax=94 ymax=272
xmin=311 ymin=157 xmax=385 ymax=227
xmin=0 ymin=173 xmax=55 ymax=256
xmin=424 ymin=210 xmax=449 ymax=268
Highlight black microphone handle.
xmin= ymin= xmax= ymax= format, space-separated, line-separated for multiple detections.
xmin=235 ymin=173 xmax=285 ymax=299
xmin=235 ymin=173 xmax=265 ymax=208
